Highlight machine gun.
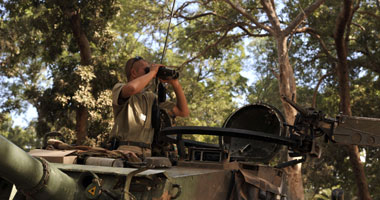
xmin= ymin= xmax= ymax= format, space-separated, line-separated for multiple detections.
xmin=279 ymin=95 xmax=380 ymax=166
xmin=160 ymin=96 xmax=380 ymax=167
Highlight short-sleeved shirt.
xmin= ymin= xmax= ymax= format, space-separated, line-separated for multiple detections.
xmin=111 ymin=83 xmax=156 ymax=144
xmin=110 ymin=83 xmax=175 ymax=145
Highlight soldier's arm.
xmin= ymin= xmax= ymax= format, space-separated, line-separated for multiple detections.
xmin=165 ymin=79 xmax=189 ymax=117
xmin=120 ymin=64 xmax=160 ymax=98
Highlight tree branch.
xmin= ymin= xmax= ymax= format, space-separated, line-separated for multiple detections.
xmin=357 ymin=10 xmax=380 ymax=20
xmin=260 ymin=0 xmax=282 ymax=33
xmin=65 ymin=9 xmax=91 ymax=65
xmin=222 ymin=0 xmax=274 ymax=35
xmin=334 ymin=0 xmax=352 ymax=63
xmin=270 ymin=66 xmax=279 ymax=79
xmin=174 ymin=1 xmax=199 ymax=16
xmin=176 ymin=3 xmax=269 ymax=38
xmin=283 ymin=0 xmax=326 ymax=36
xmin=344 ymin=1 xmax=360 ymax=50
xmin=295 ymin=27 xmax=337 ymax=62
xmin=312 ymin=72 xmax=333 ymax=108
xmin=180 ymin=28 xmax=232 ymax=68
xmin=176 ymin=12 xmax=217 ymax=20
xmin=351 ymin=22 xmax=365 ymax=31
xmin=239 ymin=29 xmax=270 ymax=37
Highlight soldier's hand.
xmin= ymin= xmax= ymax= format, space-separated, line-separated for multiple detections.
xmin=150 ymin=63 xmax=163 ymax=75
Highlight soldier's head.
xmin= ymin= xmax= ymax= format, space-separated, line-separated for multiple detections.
xmin=125 ymin=56 xmax=149 ymax=81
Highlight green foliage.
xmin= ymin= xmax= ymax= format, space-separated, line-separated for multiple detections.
xmin=175 ymin=1 xmax=258 ymax=60
xmin=1 ymin=0 xmax=120 ymax=141
xmin=0 ymin=114 xmax=39 ymax=150
xmin=247 ymin=75 xmax=282 ymax=109
xmin=173 ymin=50 xmax=248 ymax=143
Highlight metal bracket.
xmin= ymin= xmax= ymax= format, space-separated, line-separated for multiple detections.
xmin=275 ymin=157 xmax=306 ymax=168
xmin=123 ymin=167 xmax=148 ymax=200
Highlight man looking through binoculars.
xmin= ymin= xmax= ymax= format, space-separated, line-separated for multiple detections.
xmin=110 ymin=56 xmax=189 ymax=158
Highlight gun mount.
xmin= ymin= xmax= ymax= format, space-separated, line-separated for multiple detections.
xmin=1 ymin=100 xmax=379 ymax=200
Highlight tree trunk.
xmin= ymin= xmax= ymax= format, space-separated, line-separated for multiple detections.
xmin=277 ymin=36 xmax=297 ymax=124
xmin=276 ymin=36 xmax=303 ymax=200
xmin=221 ymin=1 xmax=326 ymax=198
xmin=334 ymin=0 xmax=371 ymax=199
xmin=70 ymin=12 xmax=92 ymax=65
xmin=69 ymin=11 xmax=92 ymax=145
xmin=75 ymin=106 xmax=88 ymax=145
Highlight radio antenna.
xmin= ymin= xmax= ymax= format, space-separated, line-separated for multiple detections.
xmin=160 ymin=0 xmax=176 ymax=64
xmin=152 ymin=0 xmax=177 ymax=135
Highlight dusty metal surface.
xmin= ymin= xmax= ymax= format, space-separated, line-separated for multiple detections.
xmin=55 ymin=162 xmax=232 ymax=179
xmin=165 ymin=166 xmax=234 ymax=200
xmin=164 ymin=166 xmax=226 ymax=178
xmin=53 ymin=163 xmax=166 ymax=176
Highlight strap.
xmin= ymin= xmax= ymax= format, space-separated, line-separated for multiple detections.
xmin=119 ymin=141 xmax=151 ymax=149
xmin=158 ymin=83 xmax=166 ymax=103
xmin=152 ymin=98 xmax=161 ymax=134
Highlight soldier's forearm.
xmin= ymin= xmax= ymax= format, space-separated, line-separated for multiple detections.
xmin=171 ymin=80 xmax=189 ymax=117
xmin=121 ymin=71 xmax=156 ymax=98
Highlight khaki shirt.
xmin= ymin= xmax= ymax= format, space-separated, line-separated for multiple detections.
xmin=110 ymin=83 xmax=175 ymax=144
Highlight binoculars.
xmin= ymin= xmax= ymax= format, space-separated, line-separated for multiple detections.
xmin=145 ymin=66 xmax=179 ymax=80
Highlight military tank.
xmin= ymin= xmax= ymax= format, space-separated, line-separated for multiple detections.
xmin=1 ymin=97 xmax=379 ymax=200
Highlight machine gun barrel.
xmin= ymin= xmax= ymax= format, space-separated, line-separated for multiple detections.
xmin=281 ymin=95 xmax=309 ymax=116
xmin=0 ymin=135 xmax=81 ymax=200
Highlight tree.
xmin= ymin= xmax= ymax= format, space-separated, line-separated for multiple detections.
xmin=334 ymin=0 xmax=371 ymax=199
xmin=0 ymin=1 xmax=119 ymax=144
xmin=286 ymin=0 xmax=380 ymax=198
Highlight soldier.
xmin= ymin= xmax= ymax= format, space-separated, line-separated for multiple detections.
xmin=111 ymin=56 xmax=189 ymax=159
